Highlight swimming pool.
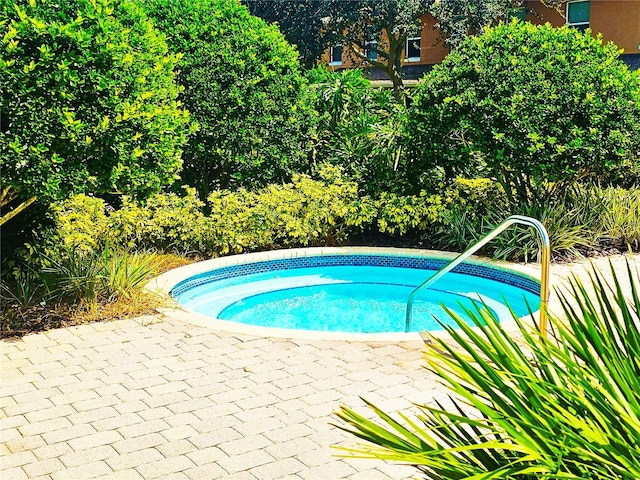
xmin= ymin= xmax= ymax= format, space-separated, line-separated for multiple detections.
xmin=155 ymin=248 xmax=541 ymax=338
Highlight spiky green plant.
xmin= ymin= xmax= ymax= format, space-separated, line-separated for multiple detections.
xmin=334 ymin=260 xmax=640 ymax=479
xmin=100 ymin=246 xmax=159 ymax=301
xmin=42 ymin=245 xmax=103 ymax=303
xmin=42 ymin=244 xmax=159 ymax=304
xmin=595 ymin=186 xmax=640 ymax=250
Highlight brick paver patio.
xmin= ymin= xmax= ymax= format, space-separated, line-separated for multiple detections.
xmin=1 ymin=314 xmax=444 ymax=479
xmin=2 ymin=254 xmax=637 ymax=479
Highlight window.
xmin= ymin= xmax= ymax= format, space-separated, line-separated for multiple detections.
xmin=506 ymin=6 xmax=527 ymax=22
xmin=567 ymin=0 xmax=590 ymax=32
xmin=365 ymin=41 xmax=378 ymax=61
xmin=405 ymin=36 xmax=421 ymax=62
xmin=329 ymin=44 xmax=343 ymax=66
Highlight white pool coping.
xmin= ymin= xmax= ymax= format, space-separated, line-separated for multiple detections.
xmin=147 ymin=247 xmax=548 ymax=342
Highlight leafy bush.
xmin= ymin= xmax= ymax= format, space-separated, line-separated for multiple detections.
xmin=207 ymin=166 xmax=368 ymax=254
xmin=0 ymin=0 xmax=191 ymax=213
xmin=408 ymin=21 xmax=640 ymax=204
xmin=375 ymin=191 xmax=441 ymax=235
xmin=47 ymin=195 xmax=109 ymax=255
xmin=108 ymin=190 xmax=209 ymax=254
xmin=207 ymin=168 xmax=443 ymax=252
xmin=307 ymin=68 xmax=408 ymax=195
xmin=31 ymin=168 xmax=442 ymax=259
xmin=441 ymin=177 xmax=509 ymax=221
xmin=144 ymin=0 xmax=312 ymax=198
xmin=336 ymin=261 xmax=640 ymax=479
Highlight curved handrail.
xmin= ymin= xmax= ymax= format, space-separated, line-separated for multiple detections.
xmin=405 ymin=215 xmax=550 ymax=336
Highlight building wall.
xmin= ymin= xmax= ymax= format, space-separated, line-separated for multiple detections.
xmin=322 ymin=14 xmax=449 ymax=69
xmin=590 ymin=1 xmax=640 ymax=53
xmin=416 ymin=14 xmax=450 ymax=65
xmin=528 ymin=0 xmax=640 ymax=53
xmin=322 ymin=1 xmax=640 ymax=72
xmin=526 ymin=0 xmax=566 ymax=26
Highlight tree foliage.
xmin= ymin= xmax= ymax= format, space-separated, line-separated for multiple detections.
xmin=408 ymin=21 xmax=640 ymax=204
xmin=244 ymin=0 xmax=331 ymax=69
xmin=245 ymin=0 xmax=564 ymax=97
xmin=428 ymin=0 xmax=563 ymax=47
xmin=321 ymin=0 xmax=433 ymax=99
xmin=245 ymin=0 xmax=431 ymax=98
xmin=144 ymin=0 xmax=312 ymax=199
xmin=0 ymin=0 xmax=191 ymax=224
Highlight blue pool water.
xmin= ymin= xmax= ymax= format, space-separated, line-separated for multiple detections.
xmin=172 ymin=259 xmax=540 ymax=333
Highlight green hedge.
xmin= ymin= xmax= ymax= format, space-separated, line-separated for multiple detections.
xmin=39 ymin=166 xmax=442 ymax=257
xmin=408 ymin=21 xmax=640 ymax=204
xmin=0 ymin=0 xmax=191 ymax=205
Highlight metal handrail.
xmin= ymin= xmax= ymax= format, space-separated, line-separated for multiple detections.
xmin=405 ymin=215 xmax=550 ymax=336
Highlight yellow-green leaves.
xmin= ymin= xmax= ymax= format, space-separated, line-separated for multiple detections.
xmin=1 ymin=0 xmax=190 ymax=206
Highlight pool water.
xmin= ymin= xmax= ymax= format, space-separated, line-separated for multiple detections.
xmin=173 ymin=264 xmax=539 ymax=333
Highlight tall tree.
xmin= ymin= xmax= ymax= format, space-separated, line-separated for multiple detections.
xmin=245 ymin=0 xmax=565 ymax=99
xmin=244 ymin=0 xmax=332 ymax=69
xmin=244 ymin=0 xmax=431 ymax=99
xmin=430 ymin=0 xmax=564 ymax=47
xmin=322 ymin=0 xmax=433 ymax=100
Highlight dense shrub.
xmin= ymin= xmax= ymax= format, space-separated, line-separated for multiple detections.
xmin=47 ymin=195 xmax=109 ymax=256
xmin=375 ymin=192 xmax=441 ymax=235
xmin=0 ymin=0 xmax=191 ymax=211
xmin=408 ymin=21 xmax=640 ymax=204
xmin=307 ymin=68 xmax=408 ymax=195
xmin=32 ymin=166 xmax=446 ymax=258
xmin=36 ymin=184 xmax=638 ymax=264
xmin=108 ymin=191 xmax=209 ymax=254
xmin=144 ymin=0 xmax=312 ymax=198
xmin=206 ymin=166 xmax=371 ymax=253
xmin=441 ymin=177 xmax=509 ymax=221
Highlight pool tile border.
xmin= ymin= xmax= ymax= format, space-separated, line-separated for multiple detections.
xmin=170 ymin=254 xmax=540 ymax=298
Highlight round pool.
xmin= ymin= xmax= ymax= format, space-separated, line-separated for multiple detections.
xmin=155 ymin=248 xmax=541 ymax=337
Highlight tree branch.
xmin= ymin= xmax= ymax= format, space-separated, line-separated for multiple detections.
xmin=0 ymin=196 xmax=38 ymax=226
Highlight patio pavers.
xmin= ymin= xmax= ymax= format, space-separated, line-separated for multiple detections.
xmin=1 ymin=315 xmax=439 ymax=479
xmin=2 ymin=253 xmax=638 ymax=479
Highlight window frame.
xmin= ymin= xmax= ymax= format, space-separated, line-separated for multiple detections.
xmin=329 ymin=44 xmax=343 ymax=66
xmin=365 ymin=40 xmax=378 ymax=61
xmin=566 ymin=0 xmax=590 ymax=32
xmin=405 ymin=36 xmax=421 ymax=62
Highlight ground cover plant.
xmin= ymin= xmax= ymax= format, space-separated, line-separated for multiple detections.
xmin=1 ymin=243 xmax=191 ymax=337
xmin=434 ymin=183 xmax=640 ymax=262
xmin=335 ymin=261 xmax=640 ymax=478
